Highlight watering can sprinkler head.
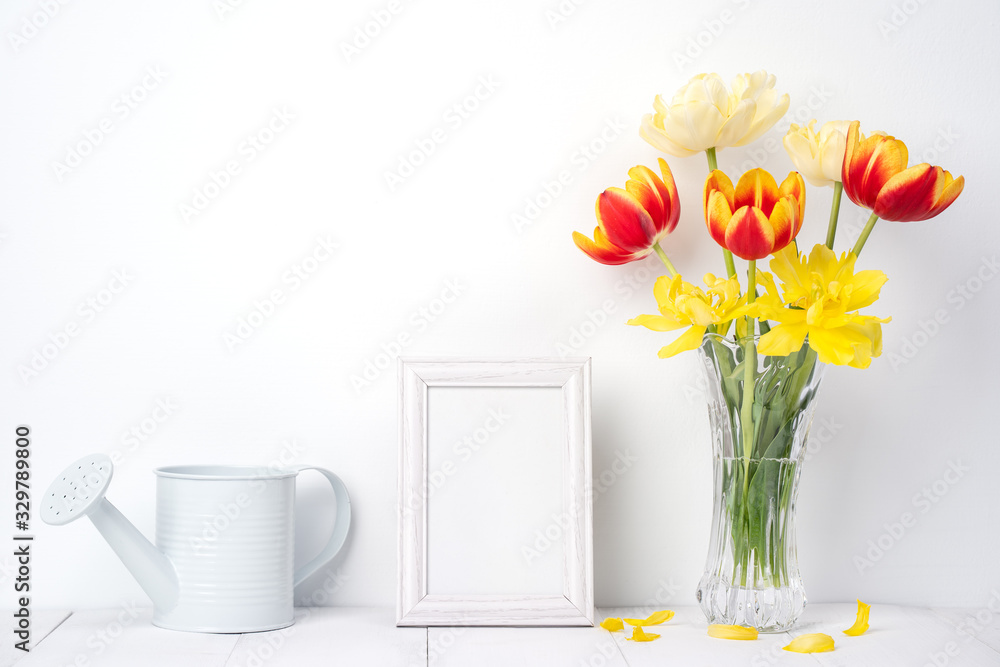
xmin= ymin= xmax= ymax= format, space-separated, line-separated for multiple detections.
xmin=41 ymin=454 xmax=114 ymax=525
xmin=42 ymin=453 xmax=179 ymax=612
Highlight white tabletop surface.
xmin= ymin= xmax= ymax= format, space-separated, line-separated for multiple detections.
xmin=5 ymin=605 xmax=1000 ymax=666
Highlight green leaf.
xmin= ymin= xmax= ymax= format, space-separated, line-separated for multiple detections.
xmin=746 ymin=458 xmax=787 ymax=572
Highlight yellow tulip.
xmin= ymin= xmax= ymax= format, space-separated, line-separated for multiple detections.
xmin=641 ymin=71 xmax=790 ymax=157
xmin=707 ymin=624 xmax=758 ymax=640
xmin=756 ymin=245 xmax=891 ymax=368
xmin=783 ymin=120 xmax=855 ymax=188
xmin=844 ymin=599 xmax=871 ymax=636
xmin=783 ymin=633 xmax=835 ymax=653
xmin=628 ymin=273 xmax=751 ymax=357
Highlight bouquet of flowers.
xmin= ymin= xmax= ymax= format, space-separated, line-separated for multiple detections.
xmin=572 ymin=71 xmax=964 ymax=631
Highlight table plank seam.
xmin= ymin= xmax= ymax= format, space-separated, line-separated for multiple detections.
xmin=221 ymin=635 xmax=242 ymax=667
xmin=928 ymin=607 xmax=1000 ymax=657
xmin=966 ymin=631 xmax=1000 ymax=655
xmin=607 ymin=628 xmax=630 ymax=666
xmin=29 ymin=611 xmax=73 ymax=653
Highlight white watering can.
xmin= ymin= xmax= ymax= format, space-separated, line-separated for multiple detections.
xmin=41 ymin=454 xmax=351 ymax=633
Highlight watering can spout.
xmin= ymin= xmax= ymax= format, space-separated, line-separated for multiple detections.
xmin=87 ymin=499 xmax=179 ymax=610
xmin=42 ymin=455 xmax=179 ymax=611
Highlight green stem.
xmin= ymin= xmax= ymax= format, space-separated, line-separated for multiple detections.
xmin=705 ymin=148 xmax=738 ymax=279
xmin=851 ymin=211 xmax=880 ymax=258
xmin=705 ymin=147 xmax=718 ymax=171
xmin=738 ymin=260 xmax=758 ymax=587
xmin=723 ymin=250 xmax=737 ymax=280
xmin=755 ymin=286 xmax=771 ymax=336
xmin=740 ymin=267 xmax=758 ymax=458
xmin=826 ymin=181 xmax=843 ymax=250
xmin=652 ymin=242 xmax=678 ymax=277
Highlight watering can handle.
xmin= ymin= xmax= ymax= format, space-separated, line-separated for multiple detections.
xmin=291 ymin=466 xmax=352 ymax=588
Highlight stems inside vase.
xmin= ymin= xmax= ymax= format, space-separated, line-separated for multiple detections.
xmin=699 ymin=332 xmax=822 ymax=604
xmin=738 ymin=261 xmax=757 ymax=586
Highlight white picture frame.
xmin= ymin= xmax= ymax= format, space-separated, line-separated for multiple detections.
xmin=397 ymin=358 xmax=593 ymax=627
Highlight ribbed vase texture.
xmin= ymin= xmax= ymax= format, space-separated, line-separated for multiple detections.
xmin=695 ymin=334 xmax=824 ymax=633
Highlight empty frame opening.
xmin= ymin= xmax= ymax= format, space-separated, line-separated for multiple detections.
xmin=425 ymin=386 xmax=565 ymax=596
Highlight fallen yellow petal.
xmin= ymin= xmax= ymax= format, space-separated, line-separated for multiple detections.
xmin=707 ymin=624 xmax=758 ymax=640
xmin=784 ymin=633 xmax=835 ymax=653
xmin=627 ymin=626 xmax=660 ymax=642
xmin=600 ymin=617 xmax=624 ymax=632
xmin=843 ymin=599 xmax=871 ymax=636
xmin=624 ymin=610 xmax=675 ymax=626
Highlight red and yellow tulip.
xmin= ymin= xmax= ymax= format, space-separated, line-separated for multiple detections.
xmin=842 ymin=121 xmax=964 ymax=223
xmin=572 ymin=159 xmax=680 ymax=266
xmin=703 ymin=168 xmax=806 ymax=261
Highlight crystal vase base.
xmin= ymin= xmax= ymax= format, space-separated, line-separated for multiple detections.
xmin=696 ymin=575 xmax=807 ymax=633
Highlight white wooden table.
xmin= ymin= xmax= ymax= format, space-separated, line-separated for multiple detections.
xmin=5 ymin=605 xmax=999 ymax=666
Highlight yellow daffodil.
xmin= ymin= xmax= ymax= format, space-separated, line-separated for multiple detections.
xmin=627 ymin=627 xmax=660 ymax=642
xmin=600 ymin=617 xmax=624 ymax=632
xmin=628 ymin=274 xmax=750 ymax=357
xmin=783 ymin=120 xmax=855 ymax=188
xmin=756 ymin=244 xmax=891 ymax=368
xmin=707 ymin=624 xmax=758 ymax=640
xmin=783 ymin=633 xmax=835 ymax=653
xmin=641 ymin=71 xmax=790 ymax=157
xmin=844 ymin=599 xmax=871 ymax=636
xmin=624 ymin=610 xmax=674 ymax=626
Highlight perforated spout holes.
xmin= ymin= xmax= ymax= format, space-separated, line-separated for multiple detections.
xmin=41 ymin=454 xmax=114 ymax=526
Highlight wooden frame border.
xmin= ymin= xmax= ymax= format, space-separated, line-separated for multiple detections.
xmin=397 ymin=358 xmax=593 ymax=627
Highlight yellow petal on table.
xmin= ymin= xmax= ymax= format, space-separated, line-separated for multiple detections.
xmin=783 ymin=633 xmax=835 ymax=653
xmin=627 ymin=626 xmax=660 ymax=642
xmin=600 ymin=617 xmax=624 ymax=632
xmin=624 ymin=610 xmax=675 ymax=626
xmin=843 ymin=599 xmax=871 ymax=636
xmin=707 ymin=624 xmax=758 ymax=640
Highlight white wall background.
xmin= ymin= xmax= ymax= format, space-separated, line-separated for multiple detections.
xmin=1 ymin=0 xmax=998 ymax=611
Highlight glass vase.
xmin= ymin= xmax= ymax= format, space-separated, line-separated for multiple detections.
xmin=695 ymin=333 xmax=824 ymax=632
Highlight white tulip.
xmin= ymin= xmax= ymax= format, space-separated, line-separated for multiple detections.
xmin=782 ymin=120 xmax=854 ymax=188
xmin=640 ymin=70 xmax=790 ymax=157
